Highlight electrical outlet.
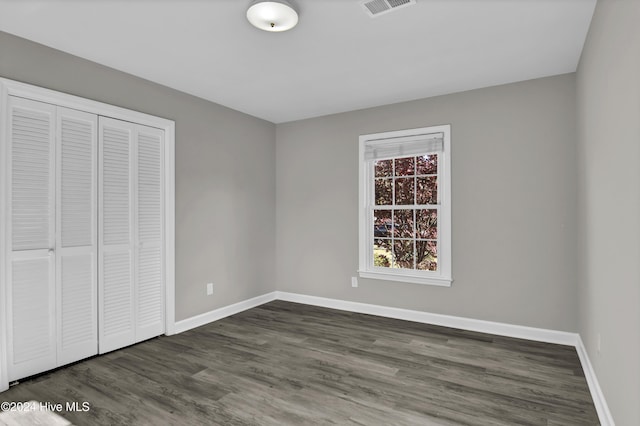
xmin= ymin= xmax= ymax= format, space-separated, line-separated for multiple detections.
xmin=207 ymin=283 xmax=214 ymax=295
xmin=597 ymin=333 xmax=601 ymax=353
xmin=351 ymin=277 xmax=358 ymax=288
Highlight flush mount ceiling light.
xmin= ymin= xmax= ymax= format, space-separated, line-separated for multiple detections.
xmin=246 ymin=0 xmax=299 ymax=32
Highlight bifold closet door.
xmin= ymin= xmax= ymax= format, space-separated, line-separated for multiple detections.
xmin=55 ymin=107 xmax=98 ymax=366
xmin=6 ymin=98 xmax=98 ymax=380
xmin=99 ymin=117 xmax=136 ymax=353
xmin=135 ymin=126 xmax=165 ymax=342
xmin=6 ymin=97 xmax=57 ymax=381
xmin=99 ymin=117 xmax=165 ymax=354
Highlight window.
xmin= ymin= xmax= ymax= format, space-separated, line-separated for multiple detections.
xmin=358 ymin=125 xmax=451 ymax=286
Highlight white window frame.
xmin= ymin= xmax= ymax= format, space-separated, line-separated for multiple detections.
xmin=358 ymin=124 xmax=452 ymax=286
xmin=0 ymin=77 xmax=176 ymax=392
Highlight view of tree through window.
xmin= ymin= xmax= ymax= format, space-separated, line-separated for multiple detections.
xmin=373 ymin=154 xmax=438 ymax=271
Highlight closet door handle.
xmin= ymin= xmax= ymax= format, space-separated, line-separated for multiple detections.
xmin=48 ymin=249 xmax=55 ymax=255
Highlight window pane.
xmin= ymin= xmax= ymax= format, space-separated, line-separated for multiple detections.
xmin=416 ymin=240 xmax=437 ymax=271
xmin=416 ymin=209 xmax=437 ymax=239
xmin=394 ymin=178 xmax=414 ymax=204
xmin=375 ymin=159 xmax=393 ymax=177
xmin=374 ymin=210 xmax=392 ymax=238
xmin=394 ymin=157 xmax=414 ymax=176
xmin=374 ymin=239 xmax=392 ymax=268
xmin=416 ymin=154 xmax=437 ymax=175
xmin=417 ymin=176 xmax=437 ymax=205
xmin=393 ymin=240 xmax=415 ymax=269
xmin=375 ymin=178 xmax=392 ymax=205
xmin=393 ymin=209 xmax=414 ymax=238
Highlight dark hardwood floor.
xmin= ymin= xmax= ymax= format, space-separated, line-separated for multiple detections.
xmin=1 ymin=300 xmax=599 ymax=425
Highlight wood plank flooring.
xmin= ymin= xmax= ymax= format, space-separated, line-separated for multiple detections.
xmin=0 ymin=300 xmax=599 ymax=425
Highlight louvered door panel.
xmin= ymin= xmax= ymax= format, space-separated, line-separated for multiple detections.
xmin=102 ymin=252 xmax=133 ymax=337
xmin=7 ymin=97 xmax=57 ymax=381
xmin=98 ymin=117 xmax=135 ymax=354
xmin=56 ymin=108 xmax=98 ymax=365
xmin=135 ymin=128 xmax=164 ymax=341
xmin=137 ymin=246 xmax=163 ymax=336
xmin=102 ymin=127 xmax=131 ymax=245
xmin=60 ymin=112 xmax=94 ymax=247
xmin=10 ymin=98 xmax=55 ymax=251
xmin=9 ymin=256 xmax=56 ymax=380
xmin=59 ymin=255 xmax=95 ymax=355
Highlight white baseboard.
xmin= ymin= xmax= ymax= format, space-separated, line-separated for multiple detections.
xmin=575 ymin=336 xmax=615 ymax=426
xmin=173 ymin=292 xmax=277 ymax=334
xmin=174 ymin=291 xmax=577 ymax=345
xmin=172 ymin=290 xmax=612 ymax=425
xmin=275 ymin=291 xmax=578 ymax=346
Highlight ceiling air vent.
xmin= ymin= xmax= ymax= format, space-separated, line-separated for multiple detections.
xmin=361 ymin=0 xmax=416 ymax=17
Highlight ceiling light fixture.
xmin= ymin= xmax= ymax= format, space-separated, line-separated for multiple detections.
xmin=246 ymin=0 xmax=299 ymax=32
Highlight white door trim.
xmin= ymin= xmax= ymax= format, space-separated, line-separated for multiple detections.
xmin=0 ymin=77 xmax=176 ymax=390
xmin=0 ymin=82 xmax=10 ymax=391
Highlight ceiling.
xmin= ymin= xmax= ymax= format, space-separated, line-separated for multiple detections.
xmin=0 ymin=0 xmax=596 ymax=123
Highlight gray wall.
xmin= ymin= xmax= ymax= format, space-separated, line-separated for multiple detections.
xmin=0 ymin=31 xmax=277 ymax=321
xmin=276 ymin=74 xmax=578 ymax=332
xmin=576 ymin=0 xmax=640 ymax=424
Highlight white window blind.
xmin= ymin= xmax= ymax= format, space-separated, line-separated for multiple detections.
xmin=363 ymin=132 xmax=443 ymax=161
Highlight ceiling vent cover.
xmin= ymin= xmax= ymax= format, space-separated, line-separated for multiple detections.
xmin=361 ymin=0 xmax=416 ymax=17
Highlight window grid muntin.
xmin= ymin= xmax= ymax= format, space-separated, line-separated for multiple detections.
xmin=371 ymin=153 xmax=440 ymax=273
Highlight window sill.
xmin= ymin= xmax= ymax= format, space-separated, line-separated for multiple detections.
xmin=358 ymin=270 xmax=452 ymax=287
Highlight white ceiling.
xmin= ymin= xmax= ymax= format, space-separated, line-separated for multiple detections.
xmin=0 ymin=0 xmax=596 ymax=123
